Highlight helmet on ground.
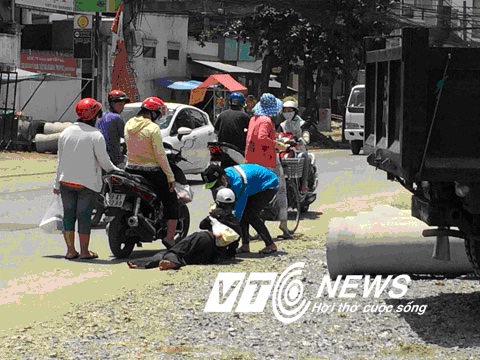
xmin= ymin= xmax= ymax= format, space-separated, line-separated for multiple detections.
xmin=282 ymin=100 xmax=298 ymax=110
xmin=75 ymin=98 xmax=102 ymax=120
xmin=216 ymin=188 xmax=236 ymax=204
xmin=108 ymin=90 xmax=130 ymax=103
xmin=229 ymin=92 xmax=246 ymax=107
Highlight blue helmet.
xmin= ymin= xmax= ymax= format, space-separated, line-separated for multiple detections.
xmin=229 ymin=92 xmax=246 ymax=107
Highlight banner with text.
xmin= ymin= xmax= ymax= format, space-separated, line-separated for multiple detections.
xmin=20 ymin=53 xmax=77 ymax=77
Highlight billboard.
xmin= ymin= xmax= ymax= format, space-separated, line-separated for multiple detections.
xmin=15 ymin=0 xmax=121 ymax=13
xmin=15 ymin=0 xmax=75 ymax=13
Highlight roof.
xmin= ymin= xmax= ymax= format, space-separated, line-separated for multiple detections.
xmin=192 ymin=60 xmax=260 ymax=74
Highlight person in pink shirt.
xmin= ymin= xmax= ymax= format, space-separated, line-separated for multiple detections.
xmin=244 ymin=93 xmax=291 ymax=240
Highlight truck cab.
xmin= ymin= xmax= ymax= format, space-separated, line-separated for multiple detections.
xmin=344 ymin=84 xmax=365 ymax=155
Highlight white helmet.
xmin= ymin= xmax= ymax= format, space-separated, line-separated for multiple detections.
xmin=283 ymin=100 xmax=298 ymax=110
xmin=216 ymin=188 xmax=236 ymax=203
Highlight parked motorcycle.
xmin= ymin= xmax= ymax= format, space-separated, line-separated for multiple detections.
xmin=207 ymin=141 xmax=245 ymax=168
xmin=102 ymin=128 xmax=193 ymax=258
xmin=277 ymin=132 xmax=318 ymax=212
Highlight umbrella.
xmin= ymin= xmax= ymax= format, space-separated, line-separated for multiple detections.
xmin=167 ymin=80 xmax=203 ymax=91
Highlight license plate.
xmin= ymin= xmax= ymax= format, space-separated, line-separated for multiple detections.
xmin=105 ymin=193 xmax=126 ymax=207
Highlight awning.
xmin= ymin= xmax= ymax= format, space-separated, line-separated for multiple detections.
xmin=1 ymin=68 xmax=88 ymax=84
xmin=269 ymin=79 xmax=298 ymax=93
xmin=167 ymin=80 xmax=203 ymax=91
xmin=189 ymin=74 xmax=247 ymax=105
xmin=192 ymin=60 xmax=260 ymax=74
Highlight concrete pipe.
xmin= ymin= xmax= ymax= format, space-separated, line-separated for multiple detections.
xmin=43 ymin=122 xmax=73 ymax=135
xmin=34 ymin=133 xmax=61 ymax=153
xmin=326 ymin=205 xmax=473 ymax=278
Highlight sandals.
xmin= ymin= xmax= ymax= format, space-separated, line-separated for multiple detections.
xmin=259 ymin=245 xmax=277 ymax=255
xmin=79 ymin=250 xmax=99 ymax=260
xmin=65 ymin=252 xmax=79 ymax=260
xmin=236 ymin=244 xmax=250 ymax=254
xmin=162 ymin=239 xmax=175 ymax=250
xmin=277 ymin=233 xmax=293 ymax=240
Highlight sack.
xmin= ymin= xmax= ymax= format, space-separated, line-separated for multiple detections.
xmin=210 ymin=216 xmax=240 ymax=247
xmin=260 ymin=194 xmax=280 ymax=221
xmin=39 ymin=194 xmax=63 ymax=233
xmin=176 ymin=183 xmax=194 ymax=204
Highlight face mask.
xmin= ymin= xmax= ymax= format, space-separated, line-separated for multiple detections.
xmin=283 ymin=112 xmax=295 ymax=121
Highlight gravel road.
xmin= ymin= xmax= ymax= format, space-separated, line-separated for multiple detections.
xmin=1 ymin=232 xmax=479 ymax=359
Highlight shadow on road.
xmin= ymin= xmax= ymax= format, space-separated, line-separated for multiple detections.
xmin=300 ymin=211 xmax=323 ymax=220
xmin=386 ymin=292 xmax=480 ymax=348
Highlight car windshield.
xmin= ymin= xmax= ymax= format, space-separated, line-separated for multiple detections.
xmin=121 ymin=105 xmax=175 ymax=129
xmin=347 ymin=88 xmax=365 ymax=109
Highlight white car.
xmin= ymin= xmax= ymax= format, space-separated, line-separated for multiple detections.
xmin=122 ymin=102 xmax=216 ymax=174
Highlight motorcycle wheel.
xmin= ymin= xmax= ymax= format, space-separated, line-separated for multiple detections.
xmin=176 ymin=205 xmax=190 ymax=241
xmin=108 ymin=214 xmax=135 ymax=258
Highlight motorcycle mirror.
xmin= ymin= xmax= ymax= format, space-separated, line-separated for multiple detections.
xmin=177 ymin=127 xmax=192 ymax=141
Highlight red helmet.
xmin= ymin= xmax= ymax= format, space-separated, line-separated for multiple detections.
xmin=75 ymin=98 xmax=102 ymax=120
xmin=141 ymin=96 xmax=166 ymax=114
xmin=108 ymin=89 xmax=130 ymax=103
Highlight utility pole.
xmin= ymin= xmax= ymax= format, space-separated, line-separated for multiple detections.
xmin=463 ymin=1 xmax=467 ymax=42
xmin=93 ymin=12 xmax=101 ymax=100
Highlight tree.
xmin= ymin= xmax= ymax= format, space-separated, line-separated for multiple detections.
xmin=225 ymin=5 xmax=304 ymax=95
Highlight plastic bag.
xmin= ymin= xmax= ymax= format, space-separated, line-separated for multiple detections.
xmin=39 ymin=194 xmax=63 ymax=233
xmin=176 ymin=183 xmax=194 ymax=204
xmin=210 ymin=216 xmax=240 ymax=247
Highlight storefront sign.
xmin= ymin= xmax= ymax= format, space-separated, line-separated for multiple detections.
xmin=15 ymin=0 xmax=75 ymax=13
xmin=75 ymin=0 xmax=121 ymax=12
xmin=20 ymin=53 xmax=77 ymax=77
xmin=16 ymin=0 xmax=121 ymax=13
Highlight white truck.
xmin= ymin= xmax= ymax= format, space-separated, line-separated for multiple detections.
xmin=343 ymin=84 xmax=365 ymax=155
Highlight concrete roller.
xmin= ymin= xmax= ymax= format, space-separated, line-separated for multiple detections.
xmin=326 ymin=205 xmax=473 ymax=278
xmin=43 ymin=122 xmax=73 ymax=135
xmin=34 ymin=133 xmax=60 ymax=153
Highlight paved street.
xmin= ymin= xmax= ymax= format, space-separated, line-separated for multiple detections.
xmin=0 ymin=149 xmax=404 ymax=330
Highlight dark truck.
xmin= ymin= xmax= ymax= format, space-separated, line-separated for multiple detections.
xmin=364 ymin=27 xmax=480 ymax=273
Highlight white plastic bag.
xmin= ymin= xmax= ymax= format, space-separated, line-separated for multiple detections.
xmin=176 ymin=183 xmax=194 ymax=204
xmin=210 ymin=216 xmax=240 ymax=247
xmin=39 ymin=194 xmax=63 ymax=234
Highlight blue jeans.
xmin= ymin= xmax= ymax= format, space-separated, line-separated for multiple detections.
xmin=60 ymin=184 xmax=96 ymax=235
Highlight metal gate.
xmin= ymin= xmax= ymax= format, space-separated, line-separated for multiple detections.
xmin=0 ymin=68 xmax=18 ymax=150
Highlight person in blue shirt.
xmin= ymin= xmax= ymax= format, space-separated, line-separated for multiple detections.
xmin=96 ymin=90 xmax=129 ymax=168
xmin=201 ymin=163 xmax=279 ymax=254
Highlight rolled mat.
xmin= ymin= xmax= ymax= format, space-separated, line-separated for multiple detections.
xmin=326 ymin=205 xmax=473 ymax=278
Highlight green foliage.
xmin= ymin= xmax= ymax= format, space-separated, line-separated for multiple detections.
xmin=225 ymin=1 xmax=398 ymax=98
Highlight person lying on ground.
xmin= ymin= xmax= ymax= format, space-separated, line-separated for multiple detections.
xmin=127 ymin=188 xmax=241 ymax=270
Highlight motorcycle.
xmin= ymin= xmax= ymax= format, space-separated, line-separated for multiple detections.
xmin=277 ymin=132 xmax=318 ymax=212
xmin=207 ymin=141 xmax=245 ymax=168
xmin=102 ymin=129 xmax=193 ymax=258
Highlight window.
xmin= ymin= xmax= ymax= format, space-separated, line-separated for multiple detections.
xmin=189 ymin=109 xmax=208 ymax=129
xmin=168 ymin=49 xmax=179 ymax=60
xmin=171 ymin=110 xmax=193 ymax=134
xmin=143 ymin=46 xmax=156 ymax=58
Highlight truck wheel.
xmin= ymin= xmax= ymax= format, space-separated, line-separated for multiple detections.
xmin=464 ymin=238 xmax=480 ymax=274
xmin=108 ymin=214 xmax=135 ymax=258
xmin=350 ymin=140 xmax=362 ymax=155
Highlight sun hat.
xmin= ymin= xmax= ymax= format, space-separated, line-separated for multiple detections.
xmin=252 ymin=93 xmax=283 ymax=117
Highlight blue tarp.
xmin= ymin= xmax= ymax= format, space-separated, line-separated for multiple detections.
xmin=167 ymin=80 xmax=202 ymax=90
